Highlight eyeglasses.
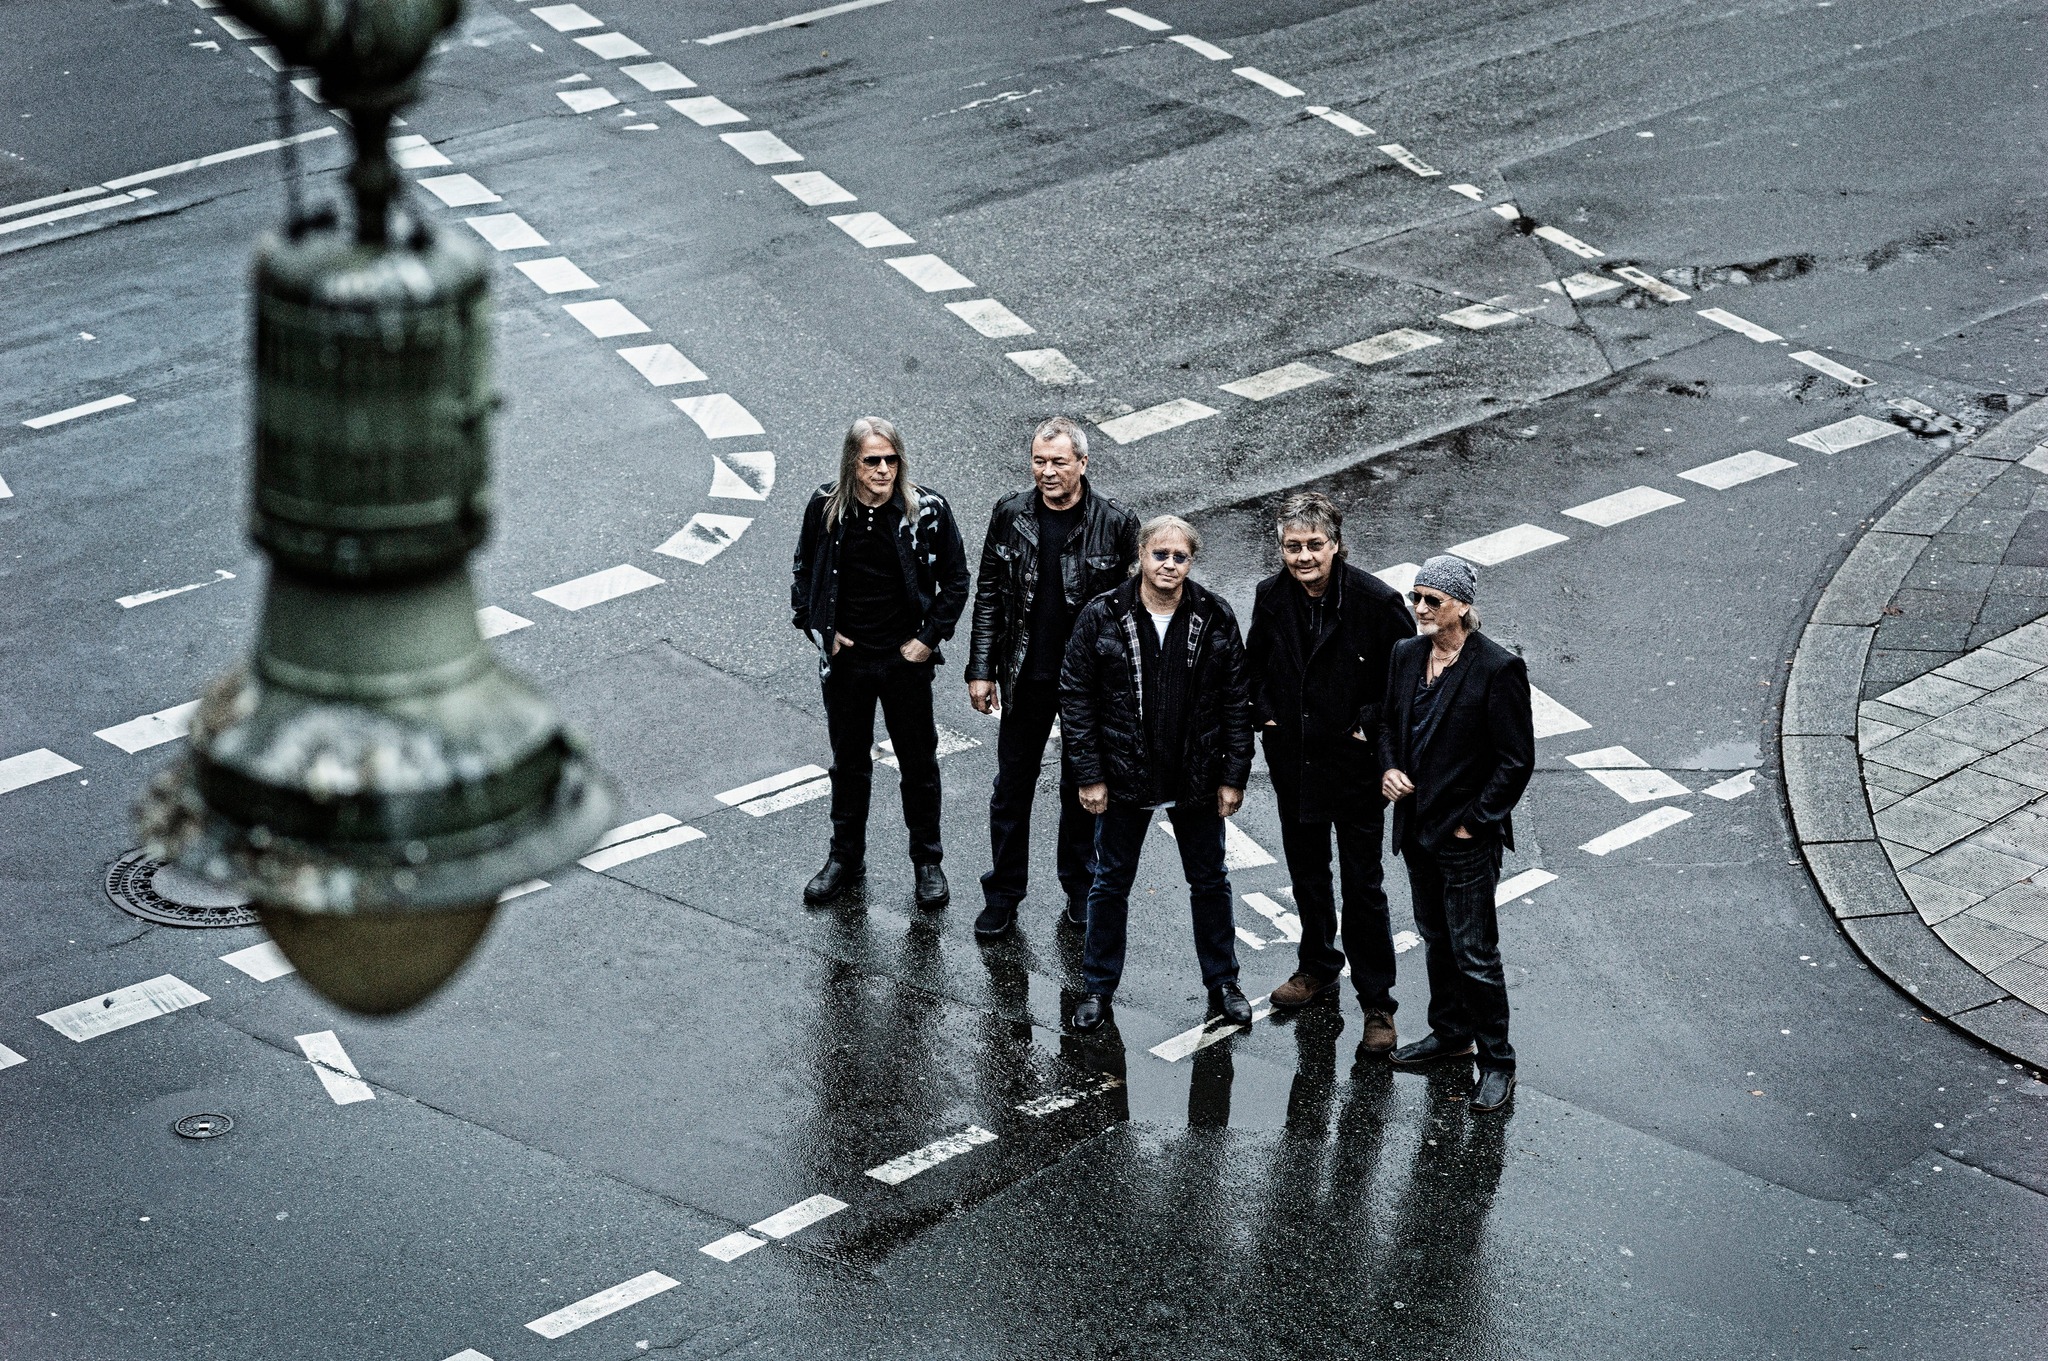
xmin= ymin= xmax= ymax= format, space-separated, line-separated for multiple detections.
xmin=1149 ymin=549 xmax=1191 ymax=565
xmin=859 ymin=453 xmax=899 ymax=468
xmin=1408 ymin=591 xmax=1450 ymax=609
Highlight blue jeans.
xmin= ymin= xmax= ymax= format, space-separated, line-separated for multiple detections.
xmin=1081 ymin=801 xmax=1240 ymax=997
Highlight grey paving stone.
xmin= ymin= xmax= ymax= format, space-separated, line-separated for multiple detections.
xmin=1812 ymin=531 xmax=1928 ymax=628
xmin=1902 ymin=559 xmax=1998 ymax=594
xmin=1803 ymin=840 xmax=1912 ymax=919
xmin=1885 ymin=839 xmax=1929 ymax=871
xmin=1978 ymin=676 xmax=2048 ymax=720
xmin=1862 ymin=650 xmax=1948 ymax=701
xmin=1915 ymin=768 xmax=2040 ymax=822
xmin=1919 ymin=703 xmax=2044 ymax=753
xmin=1842 ymin=913 xmax=2010 ymax=1017
xmin=1953 ymin=997 xmax=2048 ymax=1066
xmin=1987 ymin=619 xmax=2048 ymax=662
xmin=1934 ymin=647 xmax=2043 ymax=690
xmin=1783 ymin=624 xmax=1869 ymax=737
xmin=1912 ymin=841 xmax=2040 ymax=897
xmin=1971 ymin=594 xmax=2048 ymax=643
xmin=1858 ymin=699 xmax=1930 ymax=731
xmin=1863 ymin=759 xmax=1932 ymax=795
xmin=1989 ymin=958 xmax=2048 ymax=1012
xmin=2003 ymin=513 xmax=2048 ymax=566
xmin=1934 ymin=912 xmax=2040 ymax=971
xmin=1898 ymin=870 xmax=1983 ymax=924
xmin=1969 ymin=880 xmax=2048 ymax=939
xmin=1974 ymin=742 xmax=2048 ymax=791
xmin=1975 ymin=809 xmax=2048 ymax=866
xmin=1872 ymin=795 xmax=1986 ymax=853
xmin=1868 ymin=784 xmax=1907 ymax=812
xmin=1875 ymin=602 xmax=1977 ymax=654
xmin=1858 ymin=717 xmax=1906 ymax=754
xmin=1874 ymin=455 xmax=2008 ymax=534
xmin=1923 ymin=530 xmax=2012 ymax=566
xmin=1783 ymin=737 xmax=1871 ymax=843
xmin=1877 ymin=671 xmax=1987 ymax=717
xmin=1865 ymin=729 xmax=1989 ymax=781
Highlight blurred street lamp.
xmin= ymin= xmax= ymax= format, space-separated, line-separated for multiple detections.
xmin=141 ymin=0 xmax=614 ymax=1014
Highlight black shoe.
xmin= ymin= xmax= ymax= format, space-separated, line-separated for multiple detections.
xmin=1471 ymin=1068 xmax=1516 ymax=1112
xmin=1072 ymin=993 xmax=1111 ymax=1032
xmin=1208 ymin=980 xmax=1253 ymax=1027
xmin=1060 ymin=897 xmax=1088 ymax=932
xmin=914 ymin=863 xmax=950 ymax=909
xmin=803 ymin=858 xmax=861 ymax=905
xmin=973 ymin=901 xmax=1016 ymax=940
xmin=1388 ymin=1032 xmax=1477 ymax=1068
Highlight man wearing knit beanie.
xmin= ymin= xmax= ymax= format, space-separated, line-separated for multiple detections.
xmin=1375 ymin=555 xmax=1535 ymax=1113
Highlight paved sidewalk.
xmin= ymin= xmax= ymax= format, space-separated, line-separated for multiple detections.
xmin=1785 ymin=399 xmax=2048 ymax=1068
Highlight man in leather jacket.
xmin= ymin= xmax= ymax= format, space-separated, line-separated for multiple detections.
xmin=965 ymin=416 xmax=1139 ymax=941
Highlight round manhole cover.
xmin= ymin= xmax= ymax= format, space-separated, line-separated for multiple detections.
xmin=106 ymin=850 xmax=258 ymax=929
xmin=173 ymin=1113 xmax=233 ymax=1140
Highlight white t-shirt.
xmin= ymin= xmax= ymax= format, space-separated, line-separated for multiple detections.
xmin=1149 ymin=610 xmax=1174 ymax=646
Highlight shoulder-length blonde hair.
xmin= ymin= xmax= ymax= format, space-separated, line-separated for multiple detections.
xmin=824 ymin=416 xmax=919 ymax=529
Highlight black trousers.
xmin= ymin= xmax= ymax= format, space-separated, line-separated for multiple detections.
xmin=979 ymin=677 xmax=1094 ymax=911
xmin=822 ymin=644 xmax=942 ymax=866
xmin=1277 ymin=810 xmax=1396 ymax=1013
xmin=1404 ymin=838 xmax=1512 ymax=1072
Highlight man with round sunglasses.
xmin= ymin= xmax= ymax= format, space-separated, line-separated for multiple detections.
xmin=1375 ymin=555 xmax=1534 ymax=1112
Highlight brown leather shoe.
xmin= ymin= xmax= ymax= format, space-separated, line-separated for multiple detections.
xmin=1270 ymin=971 xmax=1338 ymax=1010
xmin=1359 ymin=1009 xmax=1398 ymax=1054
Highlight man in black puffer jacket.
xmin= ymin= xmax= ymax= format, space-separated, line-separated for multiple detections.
xmin=1059 ymin=515 xmax=1254 ymax=1033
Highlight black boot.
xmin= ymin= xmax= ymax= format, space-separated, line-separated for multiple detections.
xmin=1208 ymin=980 xmax=1253 ymax=1027
xmin=803 ymin=858 xmax=861 ymax=905
xmin=973 ymin=901 xmax=1016 ymax=940
xmin=1072 ymin=993 xmax=1111 ymax=1032
xmin=914 ymin=863 xmax=950 ymax=909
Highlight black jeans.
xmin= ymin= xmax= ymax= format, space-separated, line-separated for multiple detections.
xmin=979 ymin=678 xmax=1094 ymax=911
xmin=822 ymin=643 xmax=942 ymax=866
xmin=1278 ymin=811 xmax=1396 ymax=1013
xmin=1082 ymin=801 xmax=1239 ymax=996
xmin=1404 ymin=838 xmax=1512 ymax=1072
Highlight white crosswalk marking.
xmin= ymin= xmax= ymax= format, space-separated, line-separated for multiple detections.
xmin=1581 ymin=807 xmax=1692 ymax=855
xmin=655 ymin=513 xmax=753 ymax=563
xmin=39 ymin=976 xmax=208 ymax=1042
xmin=1441 ymin=302 xmax=1522 ymax=330
xmin=24 ymin=393 xmax=135 ymax=429
xmin=719 ymin=766 xmax=830 ymax=806
xmin=1244 ymin=892 xmax=1302 ymax=942
xmin=1096 ymin=398 xmax=1217 ymax=444
xmin=772 ymin=171 xmax=856 ymax=205
xmin=1448 ymin=523 xmax=1568 ymax=565
xmin=828 ymin=211 xmax=915 ymax=247
xmin=464 ymin=213 xmax=547 ymax=250
xmin=1697 ymin=307 xmax=1782 ymax=342
xmin=1529 ymin=684 xmax=1590 ymax=738
xmin=1234 ymin=66 xmax=1304 ymax=97
xmin=533 ymin=563 xmax=663 ymax=610
xmin=721 ymin=130 xmax=805 ymax=165
xmin=1106 ymin=6 xmax=1171 ymax=31
xmin=1788 ymin=415 xmax=1902 ymax=454
xmin=1015 ymin=1077 xmax=1122 ymax=1115
xmin=1609 ymin=265 xmax=1688 ymax=301
xmin=94 ymin=700 xmax=201 ymax=753
xmin=221 ymin=941 xmax=296 ymax=982
xmin=1306 ymin=106 xmax=1373 ymax=136
xmin=0 ymin=748 xmax=82 ymax=795
xmin=1788 ymin=350 xmax=1873 ymax=387
xmin=617 ymin=343 xmax=707 ymax=386
xmin=673 ymin=393 xmax=765 ymax=439
xmin=621 ymin=61 xmax=695 ymax=92
xmin=1704 ymin=770 xmax=1757 ymax=800
xmin=515 ymin=257 xmax=598 ymax=293
xmin=1495 ymin=868 xmax=1558 ymax=904
xmin=1150 ymin=996 xmax=1273 ymax=1061
xmin=529 ymin=4 xmax=603 ymax=33
xmin=1169 ymin=34 xmax=1231 ymax=60
xmin=946 ymin=298 xmax=1035 ymax=337
xmin=478 ymin=605 xmax=533 ymax=639
xmin=1007 ymin=349 xmax=1090 ymax=384
xmin=389 ymin=134 xmax=450 ymax=169
xmin=1377 ymin=143 xmax=1440 ymax=176
xmin=296 ymin=1030 xmax=375 ymax=1104
xmin=886 ymin=254 xmax=975 ymax=291
xmin=866 ymin=1126 xmax=997 ymax=1184
xmin=578 ymin=824 xmax=706 ymax=871
xmin=562 ymin=299 xmax=650 ymax=338
xmin=417 ymin=173 xmax=499 ymax=207
xmin=1541 ymin=271 xmax=1622 ymax=300
xmin=575 ymin=32 xmax=648 ymax=59
xmin=668 ymin=95 xmax=748 ymax=126
xmin=1563 ymin=486 xmax=1684 ymax=527
xmin=711 ymin=451 xmax=776 ymax=500
xmin=1680 ymin=449 xmax=1796 ymax=489
xmin=525 ymin=1272 xmax=679 ymax=1339
xmin=556 ymin=87 xmax=619 ymax=114
xmin=1532 ymin=225 xmax=1604 ymax=258
xmin=1219 ymin=362 xmax=1333 ymax=401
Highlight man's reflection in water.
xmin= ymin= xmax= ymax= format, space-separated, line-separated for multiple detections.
xmin=1188 ymin=1042 xmax=1235 ymax=1129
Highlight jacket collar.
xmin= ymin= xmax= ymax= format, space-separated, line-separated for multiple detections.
xmin=1410 ymin=632 xmax=1479 ymax=762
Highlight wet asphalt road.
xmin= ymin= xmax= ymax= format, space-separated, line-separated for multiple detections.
xmin=3 ymin=0 xmax=2047 ymax=1356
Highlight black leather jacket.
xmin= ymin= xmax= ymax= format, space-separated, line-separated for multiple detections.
xmin=965 ymin=479 xmax=1139 ymax=701
xmin=790 ymin=482 xmax=970 ymax=664
xmin=1058 ymin=578 xmax=1253 ymax=806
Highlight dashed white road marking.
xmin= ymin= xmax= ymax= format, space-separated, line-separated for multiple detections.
xmin=1219 ymin=361 xmax=1333 ymax=401
xmin=417 ymin=173 xmax=500 ymax=207
xmin=117 ymin=569 xmax=235 ymax=609
xmin=1541 ymin=271 xmax=1622 ymax=300
xmin=1788 ymin=414 xmax=1902 ymax=454
xmin=562 ymin=299 xmax=650 ymax=337
xmin=866 ymin=1125 xmax=997 ymax=1185
xmin=702 ymin=1231 xmax=768 ymax=1262
xmin=1374 ymin=562 xmax=1419 ymax=597
xmin=1377 ymin=143 xmax=1440 ymax=176
xmin=95 ymin=700 xmax=201 ymax=754
xmin=1704 ymin=770 xmax=1757 ymax=800
xmin=1697 ymin=307 xmax=1782 ymax=342
xmin=575 ymin=32 xmax=648 ymax=59
xmin=525 ymin=1272 xmax=679 ymax=1339
xmin=737 ymin=777 xmax=831 ymax=815
xmin=1015 ymin=1076 xmax=1123 ymax=1116
xmin=1788 ymin=350 xmax=1873 ymax=387
xmin=617 ymin=343 xmax=706 ymax=386
xmin=478 ymin=605 xmax=534 ymax=639
xmin=1244 ymin=891 xmax=1302 ymax=942
xmin=1334 ymin=328 xmax=1441 ymax=366
xmin=655 ymin=513 xmax=754 ymax=564
xmin=710 ymin=451 xmax=776 ymax=500
xmin=1490 ymin=203 xmax=1523 ymax=221
xmin=529 ymin=4 xmax=604 ymax=33
xmin=440 ymin=1351 xmax=492 ymax=1361
xmin=752 ymin=1193 xmax=849 ymax=1239
xmin=210 ymin=12 xmax=257 ymax=39
xmin=24 ymin=393 xmax=134 ymax=429
xmin=1150 ymin=996 xmax=1272 ymax=1061
xmin=534 ymin=563 xmax=663 ymax=610
xmin=0 ymin=472 xmax=12 ymax=499
xmin=1529 ymin=683 xmax=1591 ymax=739
xmin=721 ymin=130 xmax=805 ymax=165
xmin=515 ymin=256 xmax=599 ymax=293
xmin=390 ymin=134 xmax=451 ymax=169
xmin=1532 ymin=225 xmax=1603 ymax=258
xmin=828 ymin=211 xmax=915 ymax=247
xmin=946 ymin=298 xmax=1035 ymax=337
xmin=1156 ymin=817 xmax=1276 ymax=869
xmin=1006 ymin=348 xmax=1090 ymax=384
xmin=621 ymin=61 xmax=696 ymax=92
xmin=1 ymin=186 xmax=116 ymax=222
xmin=772 ymin=171 xmax=856 ymax=205
xmin=1447 ymin=523 xmax=1568 ymax=566
xmin=1233 ymin=66 xmax=1304 ymax=97
xmin=1562 ymin=485 xmax=1684 ymax=527
xmin=1392 ymin=929 xmax=1423 ymax=954
xmin=0 ymin=748 xmax=82 ymax=796
xmin=0 ymin=1042 xmax=24 ymax=1073
xmin=1449 ymin=183 xmax=1485 ymax=200
xmin=1568 ymin=745 xmax=1691 ymax=802
xmin=557 ymin=87 xmax=620 ymax=114
xmin=673 ymin=393 xmax=765 ymax=439
xmin=1495 ymin=868 xmax=1557 ymax=904
xmin=1680 ymin=449 xmax=1796 ymax=489
xmin=1106 ymin=6 xmax=1172 ymax=31
xmin=698 ymin=0 xmax=899 ymax=46
xmin=668 ymin=95 xmax=748 ymax=126
xmin=1609 ymin=265 xmax=1688 ymax=302
xmin=579 ymin=821 xmax=707 ymax=872
xmin=718 ymin=765 xmax=830 ymax=807
xmin=886 ymin=253 xmax=975 ymax=291
xmin=39 ymin=975 xmax=208 ymax=1042
xmin=1581 ymin=806 xmax=1692 ymax=856
xmin=1235 ymin=926 xmax=1268 ymax=950
xmin=1170 ymin=34 xmax=1232 ymax=60
xmin=1440 ymin=302 xmax=1522 ymax=330
xmin=296 ymin=1030 xmax=375 ymax=1105
xmin=499 ymin=879 xmax=550 ymax=902
xmin=464 ymin=212 xmax=548 ymax=251
xmin=221 ymin=941 xmax=295 ymax=982
xmin=1305 ymin=106 xmax=1373 ymax=136
xmin=1097 ymin=398 xmax=1218 ymax=444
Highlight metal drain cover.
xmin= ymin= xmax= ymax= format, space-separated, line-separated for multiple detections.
xmin=173 ymin=1113 xmax=233 ymax=1139
xmin=106 ymin=850 xmax=258 ymax=928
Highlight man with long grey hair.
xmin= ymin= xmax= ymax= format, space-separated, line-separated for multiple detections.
xmin=791 ymin=416 xmax=969 ymax=909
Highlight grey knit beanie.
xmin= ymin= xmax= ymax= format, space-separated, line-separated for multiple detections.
xmin=1414 ymin=554 xmax=1477 ymax=604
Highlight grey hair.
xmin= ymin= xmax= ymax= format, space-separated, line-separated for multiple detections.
xmin=1274 ymin=491 xmax=1347 ymax=561
xmin=1130 ymin=514 xmax=1201 ymax=575
xmin=1030 ymin=415 xmax=1089 ymax=462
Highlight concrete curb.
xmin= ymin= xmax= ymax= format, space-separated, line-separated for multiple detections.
xmin=1783 ymin=400 xmax=2048 ymax=1071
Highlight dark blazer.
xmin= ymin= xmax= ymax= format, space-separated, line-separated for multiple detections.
xmin=1245 ymin=562 xmax=1416 ymax=822
xmin=1059 ymin=577 xmax=1253 ymax=806
xmin=1376 ymin=630 xmax=1535 ymax=855
xmin=790 ymin=483 xmax=970 ymax=662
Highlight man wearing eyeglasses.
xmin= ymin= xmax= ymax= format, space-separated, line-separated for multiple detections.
xmin=1376 ymin=555 xmax=1534 ymax=1113
xmin=1244 ymin=492 xmax=1416 ymax=1051
xmin=965 ymin=416 xmax=1139 ymax=941
xmin=1059 ymin=515 xmax=1254 ymax=1033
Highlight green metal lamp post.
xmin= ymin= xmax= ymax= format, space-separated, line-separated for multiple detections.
xmin=141 ymin=0 xmax=615 ymax=1014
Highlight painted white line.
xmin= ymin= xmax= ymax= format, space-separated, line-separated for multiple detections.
xmin=698 ymin=0 xmax=899 ymax=46
xmin=1609 ymin=265 xmax=1688 ymax=302
xmin=579 ymin=824 xmax=707 ymax=872
xmin=1374 ymin=562 xmax=1419 ymax=597
xmin=738 ymin=776 xmax=832 ymax=816
xmin=1788 ymin=414 xmax=1902 ymax=454
xmin=1532 ymin=225 xmax=1603 ymax=259
xmin=1304 ymin=105 xmax=1373 ymax=136
xmin=1495 ymin=868 xmax=1557 ymax=905
xmin=828 ymin=211 xmax=915 ymax=248
xmin=1220 ymin=361 xmax=1333 ymax=401
xmin=618 ymin=343 xmax=707 ymax=386
xmin=390 ymin=134 xmax=451 ymax=170
xmin=575 ymin=32 xmax=648 ymax=58
xmin=1440 ymin=303 xmax=1522 ymax=330
xmin=1529 ymin=683 xmax=1590 ymax=739
xmin=1149 ymin=997 xmax=1271 ymax=1062
xmin=1580 ymin=806 xmax=1692 ymax=856
xmin=655 ymin=513 xmax=754 ymax=564
xmin=0 ymin=472 xmax=12 ymax=499
xmin=1016 ymin=1076 xmax=1123 ymax=1116
xmin=534 ymin=563 xmax=663 ymax=610
xmin=418 ymin=173 xmax=500 ymax=208
xmin=1393 ymin=929 xmax=1423 ymax=953
xmin=720 ymin=130 xmax=804 ymax=165
xmin=499 ymin=878 xmax=550 ymax=902
xmin=1447 ymin=523 xmax=1567 ymax=566
xmin=1449 ymin=183 xmax=1484 ymax=200
xmin=1334 ymin=328 xmax=1441 ymax=366
xmin=1789 ymin=350 xmax=1872 ymax=387
xmin=96 ymin=127 xmax=338 ymax=193
xmin=1235 ymin=926 xmax=1267 ymax=950
xmin=295 ymin=1030 xmax=375 ymax=1105
xmin=211 ymin=12 xmax=258 ymax=39
xmin=668 ymin=95 xmax=748 ymax=126
xmin=771 ymin=171 xmax=856 ymax=205
xmin=478 ymin=605 xmax=534 ymax=639
xmin=557 ymin=87 xmax=620 ymax=114
xmin=221 ymin=941 xmax=295 ymax=982
xmin=718 ymin=765 xmax=830 ymax=807
xmin=1170 ymin=34 xmax=1231 ymax=60
xmin=525 ymin=1271 xmax=679 ymax=1339
xmin=515 ymin=257 xmax=599 ymax=293
xmin=1006 ymin=348 xmax=1090 ymax=385
xmin=1244 ymin=891 xmax=1302 ymax=942
xmin=886 ymin=254 xmax=974 ymax=291
xmin=440 ymin=1352 xmax=492 ymax=1361
xmin=95 ymin=700 xmax=201 ymax=754
xmin=1097 ymin=398 xmax=1218 ymax=444
xmin=621 ymin=61 xmax=696 ymax=92
xmin=1233 ymin=66 xmax=1304 ymax=98
xmin=752 ymin=1193 xmax=848 ymax=1239
xmin=529 ymin=4 xmax=604 ymax=33
xmin=1568 ymin=745 xmax=1647 ymax=769
xmin=1377 ymin=143 xmax=1440 ymax=176
xmin=562 ymin=299 xmax=650 ymax=337
xmin=0 ymin=186 xmax=112 ymax=222
xmin=1562 ymin=485 xmax=1683 ymax=527
xmin=465 ymin=212 xmax=548 ymax=251
xmin=672 ymin=393 xmax=764 ymax=439
xmin=1156 ymin=817 xmax=1275 ymax=869
xmin=946 ymin=298 xmax=1035 ymax=337
xmin=0 ymin=1042 xmax=24 ymax=1072
xmin=1107 ymin=6 xmax=1172 ymax=31
xmin=1704 ymin=770 xmax=1757 ymax=801
xmin=1697 ymin=307 xmax=1781 ymax=342
xmin=117 ymin=570 xmax=235 ymax=609
xmin=24 ymin=393 xmax=135 ymax=429
xmin=1583 ymin=766 xmax=1690 ymax=802
xmin=39 ymin=975 xmax=208 ymax=1042
xmin=1490 ymin=203 xmax=1523 ymax=222
xmin=865 ymin=1125 xmax=997 ymax=1185
xmin=1679 ymin=449 xmax=1796 ymax=489
xmin=0 ymin=194 xmax=138 ymax=237
xmin=701 ymin=1231 xmax=767 ymax=1262
xmin=587 ymin=815 xmax=682 ymax=852
xmin=1540 ymin=270 xmax=1622 ymax=301
xmin=0 ymin=748 xmax=82 ymax=795
xmin=710 ymin=450 xmax=776 ymax=500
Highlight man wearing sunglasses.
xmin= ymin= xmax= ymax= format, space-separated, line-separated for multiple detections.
xmin=1375 ymin=555 xmax=1534 ymax=1113
xmin=1059 ymin=515 xmax=1254 ymax=1033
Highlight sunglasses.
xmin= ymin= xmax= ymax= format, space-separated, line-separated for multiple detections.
xmin=1408 ymin=590 xmax=1451 ymax=609
xmin=859 ymin=453 xmax=900 ymax=468
xmin=1149 ymin=549 xmax=1191 ymax=565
